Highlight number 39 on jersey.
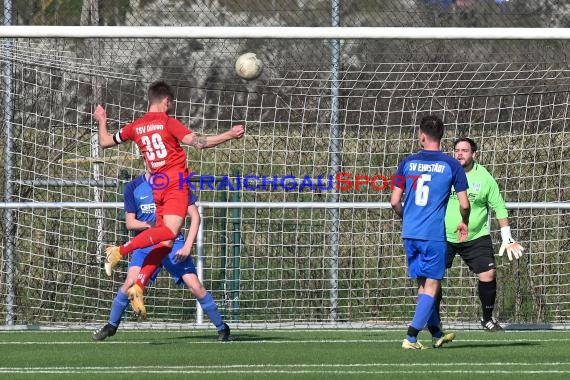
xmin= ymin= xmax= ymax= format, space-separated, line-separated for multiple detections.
xmin=141 ymin=133 xmax=168 ymax=160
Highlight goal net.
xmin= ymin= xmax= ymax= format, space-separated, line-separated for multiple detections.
xmin=0 ymin=33 xmax=568 ymax=329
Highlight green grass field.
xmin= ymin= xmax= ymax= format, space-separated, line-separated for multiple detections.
xmin=1 ymin=329 xmax=570 ymax=379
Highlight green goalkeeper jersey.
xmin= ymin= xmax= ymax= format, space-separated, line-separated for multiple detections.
xmin=445 ymin=163 xmax=509 ymax=243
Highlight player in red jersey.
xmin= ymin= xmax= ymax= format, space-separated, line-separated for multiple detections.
xmin=94 ymin=81 xmax=244 ymax=288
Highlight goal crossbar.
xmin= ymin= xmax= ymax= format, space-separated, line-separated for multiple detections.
xmin=2 ymin=26 xmax=570 ymax=40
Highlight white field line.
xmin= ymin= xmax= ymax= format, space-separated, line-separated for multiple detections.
xmin=1 ymin=337 xmax=570 ymax=345
xmin=1 ymin=328 xmax=568 ymax=333
xmin=1 ymin=366 xmax=570 ymax=375
xmin=2 ymin=362 xmax=570 ymax=375
xmin=2 ymin=363 xmax=570 ymax=369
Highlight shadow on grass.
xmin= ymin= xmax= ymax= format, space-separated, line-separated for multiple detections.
xmin=143 ymin=333 xmax=284 ymax=344
xmin=442 ymin=341 xmax=539 ymax=349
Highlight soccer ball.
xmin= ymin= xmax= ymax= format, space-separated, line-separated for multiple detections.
xmin=235 ymin=52 xmax=263 ymax=80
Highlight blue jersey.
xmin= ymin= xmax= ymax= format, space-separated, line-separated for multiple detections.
xmin=123 ymin=174 xmax=197 ymax=241
xmin=394 ymin=150 xmax=468 ymax=241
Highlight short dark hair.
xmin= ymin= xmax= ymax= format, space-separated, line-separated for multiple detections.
xmin=453 ymin=137 xmax=478 ymax=152
xmin=148 ymin=80 xmax=174 ymax=105
xmin=419 ymin=114 xmax=444 ymax=141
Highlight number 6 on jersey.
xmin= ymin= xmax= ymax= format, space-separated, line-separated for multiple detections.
xmin=415 ymin=174 xmax=431 ymax=206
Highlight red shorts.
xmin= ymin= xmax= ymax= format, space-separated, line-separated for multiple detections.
xmin=152 ymin=171 xmax=189 ymax=223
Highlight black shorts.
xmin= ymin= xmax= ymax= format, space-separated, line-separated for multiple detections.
xmin=447 ymin=235 xmax=495 ymax=274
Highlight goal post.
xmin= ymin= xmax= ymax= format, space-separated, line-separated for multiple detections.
xmin=0 ymin=27 xmax=569 ymax=329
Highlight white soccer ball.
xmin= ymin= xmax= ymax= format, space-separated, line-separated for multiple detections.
xmin=235 ymin=52 xmax=263 ymax=80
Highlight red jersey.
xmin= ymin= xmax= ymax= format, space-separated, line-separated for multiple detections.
xmin=115 ymin=112 xmax=191 ymax=174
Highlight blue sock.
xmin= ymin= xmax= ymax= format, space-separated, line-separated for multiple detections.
xmin=406 ymin=335 xmax=418 ymax=343
xmin=198 ymin=292 xmax=224 ymax=331
xmin=409 ymin=294 xmax=435 ymax=338
xmin=427 ymin=307 xmax=442 ymax=338
xmin=108 ymin=289 xmax=129 ymax=327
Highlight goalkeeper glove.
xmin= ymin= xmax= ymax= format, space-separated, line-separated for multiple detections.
xmin=498 ymin=226 xmax=524 ymax=261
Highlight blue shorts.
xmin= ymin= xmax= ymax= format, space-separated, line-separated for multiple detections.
xmin=403 ymin=238 xmax=447 ymax=280
xmin=130 ymin=239 xmax=197 ymax=285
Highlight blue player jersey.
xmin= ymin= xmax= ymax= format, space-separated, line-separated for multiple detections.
xmin=394 ymin=150 xmax=468 ymax=241
xmin=123 ymin=174 xmax=197 ymax=241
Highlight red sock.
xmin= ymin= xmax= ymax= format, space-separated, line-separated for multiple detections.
xmin=119 ymin=226 xmax=176 ymax=256
xmin=135 ymin=244 xmax=171 ymax=289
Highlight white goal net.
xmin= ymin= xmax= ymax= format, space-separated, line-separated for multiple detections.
xmin=0 ymin=32 xmax=569 ymax=329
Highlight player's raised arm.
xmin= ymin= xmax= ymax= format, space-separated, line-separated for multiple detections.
xmin=93 ymin=105 xmax=117 ymax=149
xmin=181 ymin=125 xmax=245 ymax=149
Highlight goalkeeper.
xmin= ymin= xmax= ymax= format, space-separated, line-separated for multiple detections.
xmin=443 ymin=137 xmax=524 ymax=331
xmin=92 ymin=170 xmax=230 ymax=342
